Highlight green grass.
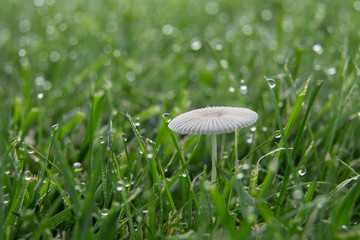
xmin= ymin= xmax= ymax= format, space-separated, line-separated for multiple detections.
xmin=1 ymin=0 xmax=360 ymax=239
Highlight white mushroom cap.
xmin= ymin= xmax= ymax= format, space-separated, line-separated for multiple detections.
xmin=168 ymin=106 xmax=258 ymax=135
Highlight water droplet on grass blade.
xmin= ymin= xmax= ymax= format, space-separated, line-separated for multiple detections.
xmin=240 ymin=85 xmax=248 ymax=94
xmin=27 ymin=149 xmax=34 ymax=154
xmin=267 ymin=78 xmax=276 ymax=88
xmin=122 ymin=133 xmax=128 ymax=141
xmin=298 ymin=166 xmax=307 ymax=176
xmin=73 ymin=162 xmax=83 ymax=172
xmin=274 ymin=130 xmax=282 ymax=138
xmin=162 ymin=113 xmax=171 ymax=123
xmin=190 ymin=40 xmax=202 ymax=50
xmin=312 ymin=44 xmax=323 ymax=54
xmin=2 ymin=194 xmax=9 ymax=205
xmin=134 ymin=117 xmax=140 ymax=127
xmin=340 ymin=225 xmax=349 ymax=231
xmin=24 ymin=170 xmax=32 ymax=181
xmin=37 ymin=93 xmax=44 ymax=99
xmin=246 ymin=133 xmax=253 ymax=144
xmin=326 ymin=67 xmax=336 ymax=75
xmin=236 ymin=172 xmax=244 ymax=179
xmin=100 ymin=209 xmax=108 ymax=217
xmin=51 ymin=123 xmax=59 ymax=131
xmin=99 ymin=136 xmax=105 ymax=144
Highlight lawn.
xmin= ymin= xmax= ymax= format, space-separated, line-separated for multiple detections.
xmin=1 ymin=0 xmax=360 ymax=239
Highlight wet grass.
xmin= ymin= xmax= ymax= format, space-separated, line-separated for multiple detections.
xmin=1 ymin=0 xmax=360 ymax=239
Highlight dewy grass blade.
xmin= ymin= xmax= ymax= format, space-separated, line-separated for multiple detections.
xmin=274 ymin=77 xmax=312 ymax=216
xmin=76 ymin=90 xmax=105 ymax=169
xmin=292 ymin=80 xmax=323 ymax=159
xmin=4 ymin=180 xmax=29 ymax=238
xmin=168 ymin=136 xmax=202 ymax=188
xmin=126 ymin=112 xmax=160 ymax=187
xmin=162 ymin=113 xmax=185 ymax=165
xmin=98 ymin=203 xmax=121 ymax=240
xmin=295 ymin=178 xmax=317 ymax=222
xmin=53 ymin=142 xmax=80 ymax=210
xmin=73 ymin=141 xmax=103 ymax=240
xmin=205 ymin=183 xmax=237 ymax=239
xmin=331 ymin=177 xmax=360 ymax=233
xmin=261 ymin=76 xmax=310 ymax=203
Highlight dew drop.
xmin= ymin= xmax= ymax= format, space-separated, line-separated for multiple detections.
xmin=240 ymin=85 xmax=248 ymax=94
xmin=274 ymin=130 xmax=282 ymax=139
xmin=246 ymin=133 xmax=253 ymax=144
xmin=74 ymin=185 xmax=81 ymax=191
xmin=37 ymin=93 xmax=44 ymax=99
xmin=27 ymin=149 xmax=35 ymax=154
xmin=73 ymin=162 xmax=83 ymax=172
xmin=51 ymin=123 xmax=59 ymax=131
xmin=228 ymin=87 xmax=235 ymax=93
xmin=250 ymin=127 xmax=256 ymax=132
xmin=236 ymin=172 xmax=244 ymax=179
xmin=242 ymin=163 xmax=250 ymax=170
xmin=122 ymin=133 xmax=128 ymax=142
xmin=2 ymin=194 xmax=9 ymax=205
xmin=190 ymin=40 xmax=202 ymax=51
xmin=146 ymin=153 xmax=153 ymax=159
xmin=326 ymin=67 xmax=336 ymax=75
xmin=116 ymin=186 xmax=124 ymax=192
xmin=162 ymin=24 xmax=173 ymax=35
xmin=215 ymin=44 xmax=223 ymax=51
xmin=340 ymin=225 xmax=349 ymax=231
xmin=99 ymin=136 xmax=105 ymax=144
xmin=142 ymin=210 xmax=149 ymax=214
xmin=100 ymin=209 xmax=108 ymax=217
xmin=162 ymin=113 xmax=171 ymax=123
xmin=267 ymin=78 xmax=276 ymax=88
xmin=351 ymin=218 xmax=359 ymax=226
xmin=220 ymin=59 xmax=228 ymax=69
xmin=24 ymin=170 xmax=32 ymax=181
xmin=297 ymin=166 xmax=307 ymax=176
xmin=139 ymin=150 xmax=144 ymax=155
xmin=312 ymin=44 xmax=323 ymax=54
xmin=262 ymin=126 xmax=268 ymax=132
xmin=181 ymin=173 xmax=187 ymax=178
xmin=136 ymin=215 xmax=143 ymax=223
xmin=134 ymin=117 xmax=140 ymax=127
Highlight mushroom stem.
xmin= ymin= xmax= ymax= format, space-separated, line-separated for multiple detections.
xmin=211 ymin=134 xmax=217 ymax=184
xmin=234 ymin=130 xmax=238 ymax=170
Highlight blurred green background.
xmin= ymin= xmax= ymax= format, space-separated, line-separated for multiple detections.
xmin=1 ymin=0 xmax=359 ymax=121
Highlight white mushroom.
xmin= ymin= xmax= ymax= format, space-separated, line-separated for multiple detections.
xmin=168 ymin=106 xmax=258 ymax=183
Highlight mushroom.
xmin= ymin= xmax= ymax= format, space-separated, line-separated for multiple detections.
xmin=168 ymin=106 xmax=258 ymax=183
